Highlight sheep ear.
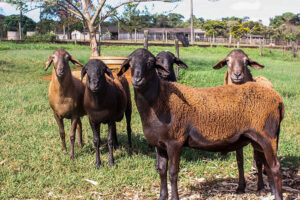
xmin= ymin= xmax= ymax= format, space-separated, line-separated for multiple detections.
xmin=213 ymin=58 xmax=227 ymax=69
xmin=44 ymin=56 xmax=53 ymax=71
xmin=105 ymin=67 xmax=115 ymax=80
xmin=70 ymin=55 xmax=83 ymax=67
xmin=248 ymin=59 xmax=264 ymax=69
xmin=81 ymin=66 xmax=87 ymax=81
xmin=155 ymin=59 xmax=170 ymax=74
xmin=174 ymin=57 xmax=188 ymax=69
xmin=118 ymin=58 xmax=130 ymax=76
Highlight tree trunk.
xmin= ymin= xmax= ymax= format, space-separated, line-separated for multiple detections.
xmin=89 ymin=26 xmax=100 ymax=56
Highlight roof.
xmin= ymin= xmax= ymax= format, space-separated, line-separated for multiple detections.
xmin=143 ymin=28 xmax=205 ymax=34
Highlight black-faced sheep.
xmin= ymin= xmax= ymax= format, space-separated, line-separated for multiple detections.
xmin=213 ymin=49 xmax=274 ymax=193
xmin=81 ymin=59 xmax=132 ymax=167
xmin=156 ymin=51 xmax=188 ymax=82
xmin=45 ymin=49 xmax=85 ymax=159
xmin=118 ymin=48 xmax=284 ymax=200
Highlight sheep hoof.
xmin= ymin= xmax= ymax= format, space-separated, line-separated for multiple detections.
xmin=95 ymin=163 xmax=101 ymax=169
xmin=257 ymin=188 xmax=266 ymax=195
xmin=158 ymin=194 xmax=168 ymax=200
xmin=70 ymin=154 xmax=74 ymax=159
xmin=78 ymin=142 xmax=84 ymax=148
xmin=236 ymin=187 xmax=245 ymax=194
xmin=109 ymin=161 xmax=115 ymax=166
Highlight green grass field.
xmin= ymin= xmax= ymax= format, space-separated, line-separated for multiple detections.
xmin=0 ymin=42 xmax=299 ymax=199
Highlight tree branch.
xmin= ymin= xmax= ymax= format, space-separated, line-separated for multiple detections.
xmin=91 ymin=0 xmax=106 ymax=25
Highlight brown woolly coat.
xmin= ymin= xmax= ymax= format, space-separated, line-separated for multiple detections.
xmin=83 ymin=75 xmax=131 ymax=123
xmin=49 ymin=68 xmax=85 ymax=118
xmin=224 ymin=71 xmax=273 ymax=88
xmin=139 ymin=80 xmax=284 ymax=153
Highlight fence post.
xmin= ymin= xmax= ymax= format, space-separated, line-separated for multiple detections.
xmin=144 ymin=30 xmax=149 ymax=50
xmin=259 ymin=39 xmax=263 ymax=56
xmin=175 ymin=39 xmax=179 ymax=78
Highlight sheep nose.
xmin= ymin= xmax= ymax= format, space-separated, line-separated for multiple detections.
xmin=234 ymin=72 xmax=241 ymax=78
xmin=134 ymin=76 xmax=142 ymax=83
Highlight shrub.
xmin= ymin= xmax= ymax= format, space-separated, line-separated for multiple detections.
xmin=25 ymin=33 xmax=56 ymax=42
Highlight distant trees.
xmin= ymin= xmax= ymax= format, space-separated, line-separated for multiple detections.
xmin=4 ymin=14 xmax=36 ymax=34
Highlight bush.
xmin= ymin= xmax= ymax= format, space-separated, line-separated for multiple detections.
xmin=24 ymin=33 xmax=56 ymax=42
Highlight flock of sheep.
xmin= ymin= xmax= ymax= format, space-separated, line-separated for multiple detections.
xmin=45 ymin=48 xmax=284 ymax=200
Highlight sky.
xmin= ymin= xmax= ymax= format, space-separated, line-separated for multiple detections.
xmin=0 ymin=0 xmax=300 ymax=25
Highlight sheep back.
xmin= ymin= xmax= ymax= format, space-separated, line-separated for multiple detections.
xmin=142 ymin=80 xmax=283 ymax=151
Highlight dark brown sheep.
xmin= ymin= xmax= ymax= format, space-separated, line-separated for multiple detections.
xmin=45 ymin=49 xmax=85 ymax=159
xmin=118 ymin=48 xmax=284 ymax=200
xmin=81 ymin=59 xmax=132 ymax=168
xmin=156 ymin=51 xmax=188 ymax=82
xmin=213 ymin=49 xmax=274 ymax=193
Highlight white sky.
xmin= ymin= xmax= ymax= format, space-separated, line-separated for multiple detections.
xmin=1 ymin=0 xmax=300 ymax=25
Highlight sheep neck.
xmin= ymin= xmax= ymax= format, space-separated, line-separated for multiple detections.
xmin=134 ymin=70 xmax=160 ymax=109
xmin=88 ymin=80 xmax=108 ymax=109
xmin=52 ymin=68 xmax=73 ymax=94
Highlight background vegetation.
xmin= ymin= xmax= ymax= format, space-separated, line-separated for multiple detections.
xmin=0 ymin=42 xmax=299 ymax=199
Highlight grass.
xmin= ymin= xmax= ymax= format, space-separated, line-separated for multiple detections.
xmin=0 ymin=42 xmax=299 ymax=199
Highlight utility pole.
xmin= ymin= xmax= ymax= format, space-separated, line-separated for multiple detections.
xmin=190 ymin=0 xmax=194 ymax=45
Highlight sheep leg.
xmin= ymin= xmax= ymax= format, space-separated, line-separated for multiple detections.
xmin=89 ymin=117 xmax=101 ymax=168
xmin=167 ymin=141 xmax=182 ymax=200
xmin=125 ymin=105 xmax=132 ymax=148
xmin=108 ymin=122 xmax=115 ymax=166
xmin=235 ymin=148 xmax=246 ymax=194
xmin=54 ymin=113 xmax=67 ymax=153
xmin=156 ymin=147 xmax=168 ymax=200
xmin=110 ymin=122 xmax=119 ymax=149
xmin=77 ymin=119 xmax=83 ymax=147
xmin=262 ymin=144 xmax=282 ymax=200
xmin=254 ymin=150 xmax=265 ymax=193
xmin=69 ymin=118 xmax=78 ymax=159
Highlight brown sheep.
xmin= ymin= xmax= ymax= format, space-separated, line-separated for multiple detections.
xmin=81 ymin=59 xmax=132 ymax=168
xmin=45 ymin=49 xmax=85 ymax=159
xmin=118 ymin=48 xmax=284 ymax=200
xmin=213 ymin=49 xmax=273 ymax=88
xmin=213 ymin=49 xmax=274 ymax=193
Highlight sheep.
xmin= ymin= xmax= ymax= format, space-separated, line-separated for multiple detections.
xmin=117 ymin=48 xmax=284 ymax=200
xmin=156 ymin=51 xmax=188 ymax=82
xmin=213 ymin=49 xmax=273 ymax=88
xmin=213 ymin=49 xmax=274 ymax=193
xmin=45 ymin=49 xmax=85 ymax=159
xmin=81 ymin=59 xmax=132 ymax=167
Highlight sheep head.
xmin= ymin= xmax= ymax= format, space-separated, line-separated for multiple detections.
xmin=117 ymin=48 xmax=169 ymax=89
xmin=213 ymin=49 xmax=264 ymax=84
xmin=156 ymin=50 xmax=188 ymax=81
xmin=45 ymin=49 xmax=83 ymax=79
xmin=81 ymin=59 xmax=114 ymax=93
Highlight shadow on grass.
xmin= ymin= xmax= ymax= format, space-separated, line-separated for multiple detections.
xmin=186 ymin=163 xmax=300 ymax=200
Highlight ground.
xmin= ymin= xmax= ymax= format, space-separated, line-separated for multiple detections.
xmin=0 ymin=42 xmax=299 ymax=199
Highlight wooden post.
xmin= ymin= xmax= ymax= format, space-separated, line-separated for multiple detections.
xmin=292 ymin=41 xmax=297 ymax=58
xmin=165 ymin=31 xmax=168 ymax=43
xmin=175 ymin=39 xmax=179 ymax=78
xmin=144 ymin=30 xmax=149 ymax=50
xmin=259 ymin=39 xmax=263 ymax=56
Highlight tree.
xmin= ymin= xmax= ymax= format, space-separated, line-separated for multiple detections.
xmin=202 ymin=20 xmax=226 ymax=37
xmin=118 ymin=3 xmax=142 ymax=40
xmin=167 ymin=13 xmax=184 ymax=27
xmin=3 ymin=14 xmax=36 ymax=34
xmin=47 ymin=0 xmax=181 ymax=56
xmin=231 ymin=24 xmax=248 ymax=39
